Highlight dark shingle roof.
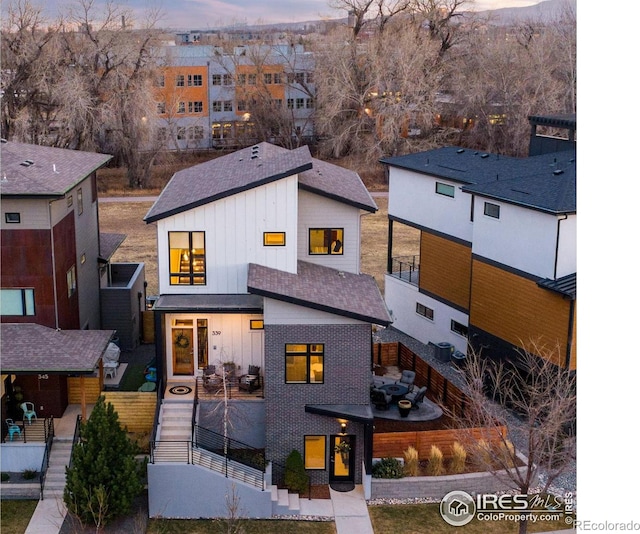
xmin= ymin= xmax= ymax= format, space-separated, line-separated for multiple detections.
xmin=247 ymin=261 xmax=392 ymax=326
xmin=537 ymin=273 xmax=576 ymax=299
xmin=144 ymin=143 xmax=376 ymax=223
xmin=99 ymin=233 xmax=126 ymax=261
xmin=0 ymin=141 xmax=112 ymax=197
xmin=381 ymin=146 xmax=576 ymax=214
xmin=153 ymin=294 xmax=263 ymax=312
xmin=0 ymin=324 xmax=114 ymax=374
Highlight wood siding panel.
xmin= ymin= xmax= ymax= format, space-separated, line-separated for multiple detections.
xmin=419 ymin=232 xmax=471 ymax=310
xmin=67 ymin=376 xmax=102 ymax=404
xmin=373 ymin=427 xmax=506 ymax=459
xmin=470 ymin=259 xmax=572 ymax=367
xmin=102 ymin=392 xmax=157 ymax=434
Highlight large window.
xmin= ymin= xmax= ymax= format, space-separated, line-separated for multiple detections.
xmin=285 ymin=344 xmax=324 ymax=384
xmin=309 ymin=229 xmax=343 ymax=255
xmin=169 ymin=231 xmax=206 ymax=285
xmin=0 ymin=288 xmax=35 ymax=316
xmin=188 ymin=101 xmax=203 ymax=113
xmin=304 ymin=435 xmax=326 ymax=469
xmin=176 ymin=74 xmax=185 ymax=87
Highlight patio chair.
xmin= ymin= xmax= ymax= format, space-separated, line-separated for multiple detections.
xmin=203 ymin=366 xmax=221 ymax=393
xmin=404 ymin=385 xmax=427 ymax=409
xmin=6 ymin=419 xmax=22 ymax=441
xmin=20 ymin=402 xmax=37 ymax=424
xmin=396 ymin=370 xmax=416 ymax=392
xmin=239 ymin=365 xmax=261 ymax=393
xmin=370 ymin=388 xmax=392 ymax=411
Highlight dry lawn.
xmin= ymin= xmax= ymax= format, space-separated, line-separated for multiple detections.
xmin=98 ymin=197 xmax=419 ymax=297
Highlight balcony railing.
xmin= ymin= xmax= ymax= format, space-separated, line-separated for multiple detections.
xmin=389 ymin=255 xmax=419 ymax=286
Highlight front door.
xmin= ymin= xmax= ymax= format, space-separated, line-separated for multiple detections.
xmin=172 ymin=323 xmax=194 ymax=375
xmin=329 ymin=434 xmax=355 ymax=484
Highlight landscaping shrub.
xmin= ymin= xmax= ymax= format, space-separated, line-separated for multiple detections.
xmin=22 ymin=469 xmax=37 ymax=480
xmin=450 ymin=441 xmax=467 ymax=474
xmin=426 ymin=445 xmax=444 ymax=476
xmin=284 ymin=450 xmax=309 ymax=494
xmin=403 ymin=446 xmax=419 ymax=477
xmin=1 ymin=472 xmax=10 ymax=482
xmin=372 ymin=457 xmax=404 ymax=479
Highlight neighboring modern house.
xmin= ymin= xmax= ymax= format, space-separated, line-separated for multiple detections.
xmin=0 ymin=141 xmax=145 ymax=422
xmin=143 ymin=142 xmax=391 ymax=517
xmin=381 ymin=114 xmax=576 ymax=370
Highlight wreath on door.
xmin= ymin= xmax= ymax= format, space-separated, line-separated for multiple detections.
xmin=174 ymin=333 xmax=190 ymax=349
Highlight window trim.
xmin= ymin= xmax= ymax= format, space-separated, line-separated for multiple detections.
xmin=436 ymin=182 xmax=455 ymax=198
xmin=484 ymin=202 xmax=500 ymax=219
xmin=263 ymin=232 xmax=286 ymax=246
xmin=250 ymin=319 xmax=264 ymax=330
xmin=4 ymin=212 xmax=20 ymax=224
xmin=416 ymin=302 xmax=434 ymax=321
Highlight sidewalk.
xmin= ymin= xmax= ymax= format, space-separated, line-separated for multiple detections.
xmin=330 ymin=485 xmax=374 ymax=534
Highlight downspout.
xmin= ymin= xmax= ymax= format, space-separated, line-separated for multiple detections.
xmin=49 ymin=200 xmax=60 ymax=330
xmin=386 ymin=218 xmax=393 ymax=274
xmin=554 ymin=214 xmax=568 ymax=279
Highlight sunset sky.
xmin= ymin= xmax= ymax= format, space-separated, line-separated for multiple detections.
xmin=33 ymin=0 xmax=545 ymax=29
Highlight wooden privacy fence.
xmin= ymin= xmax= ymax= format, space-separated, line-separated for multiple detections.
xmin=373 ymin=426 xmax=507 ymax=459
xmin=373 ymin=342 xmax=468 ymax=416
xmin=102 ymin=392 xmax=157 ymax=434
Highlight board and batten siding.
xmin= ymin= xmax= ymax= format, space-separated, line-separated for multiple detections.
xmin=388 ymin=168 xmax=474 ymax=242
xmin=164 ymin=312 xmax=264 ymax=377
xmin=419 ymin=231 xmax=472 ymax=311
xmin=156 ymin=176 xmax=298 ymax=295
xmin=264 ymin=298 xmax=364 ymax=325
xmin=469 ymin=258 xmax=573 ymax=367
xmin=297 ymin=190 xmax=362 ymax=274
xmin=471 ymin=198 xmax=575 ymax=280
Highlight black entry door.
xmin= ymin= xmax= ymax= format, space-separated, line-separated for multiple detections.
xmin=329 ymin=434 xmax=355 ymax=484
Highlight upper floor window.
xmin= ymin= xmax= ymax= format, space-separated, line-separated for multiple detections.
xmin=4 ymin=212 xmax=20 ymax=224
xmin=273 ymin=73 xmax=282 ymax=84
xmin=155 ymin=75 xmax=165 ymax=87
xmin=237 ymin=73 xmax=246 ymax=85
xmin=484 ymin=202 xmax=500 ymax=219
xmin=188 ymin=101 xmax=203 ymax=113
xmin=77 ymin=188 xmax=83 ymax=215
xmin=187 ymin=74 xmax=202 ymax=86
xmin=263 ymin=232 xmax=286 ymax=246
xmin=156 ymin=102 xmax=166 ymax=114
xmin=285 ymin=344 xmax=324 ymax=384
xmin=0 ymin=288 xmax=35 ymax=316
xmin=176 ymin=75 xmax=185 ymax=87
xmin=309 ymin=228 xmax=343 ymax=255
xmin=67 ymin=266 xmax=77 ymax=297
xmin=212 ymin=74 xmax=222 ymax=85
xmin=177 ymin=102 xmax=185 ymax=114
xmin=248 ymin=73 xmax=257 ymax=85
xmin=436 ymin=182 xmax=455 ymax=198
xmin=264 ymin=73 xmax=272 ymax=84
xmin=296 ymin=98 xmax=304 ymax=109
xmin=169 ymin=231 xmax=206 ymax=285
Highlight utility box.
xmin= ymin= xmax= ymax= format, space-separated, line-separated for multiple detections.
xmin=435 ymin=342 xmax=454 ymax=363
xmin=452 ymin=350 xmax=466 ymax=368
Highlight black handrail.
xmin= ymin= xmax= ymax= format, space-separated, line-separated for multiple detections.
xmin=38 ymin=417 xmax=55 ymax=500
xmin=67 ymin=415 xmax=83 ymax=471
xmin=193 ymin=425 xmax=266 ymax=472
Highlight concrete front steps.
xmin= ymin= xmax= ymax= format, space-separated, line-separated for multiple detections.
xmin=152 ymin=401 xmax=194 ymax=462
xmin=271 ymin=485 xmax=300 ymax=516
xmin=42 ymin=439 xmax=73 ymax=499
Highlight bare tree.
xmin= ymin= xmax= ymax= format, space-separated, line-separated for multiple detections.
xmin=450 ymin=342 xmax=576 ymax=534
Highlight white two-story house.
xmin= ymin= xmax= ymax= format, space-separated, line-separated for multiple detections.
xmin=144 ymin=142 xmax=391 ymax=518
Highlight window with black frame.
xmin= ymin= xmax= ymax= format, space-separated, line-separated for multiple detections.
xmin=169 ymin=231 xmax=206 ymax=285
xmin=285 ymin=344 xmax=324 ymax=383
xmin=309 ymin=228 xmax=343 ymax=255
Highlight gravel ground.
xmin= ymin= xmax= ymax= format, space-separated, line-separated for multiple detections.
xmin=376 ymin=326 xmax=577 ymax=499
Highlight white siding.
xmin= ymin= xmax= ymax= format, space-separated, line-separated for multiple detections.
xmin=388 ymin=168 xmax=473 ymax=242
xmin=0 ymin=198 xmax=52 ymax=230
xmin=164 ymin=312 xmax=264 ymax=378
xmin=471 ymin=199 xmax=561 ymax=279
xmin=384 ymin=275 xmax=468 ymax=352
xmin=157 ymin=176 xmax=298 ymax=295
xmin=264 ymin=298 xmax=363 ymax=325
xmin=297 ymin=190 xmax=362 ymax=274
xmin=556 ymin=214 xmax=577 ymax=278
